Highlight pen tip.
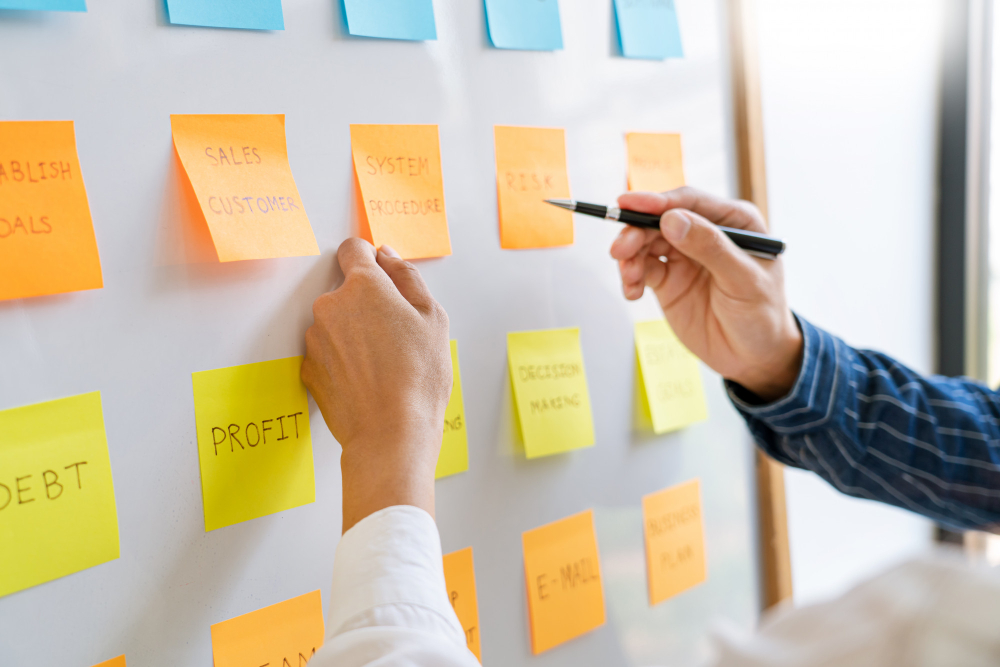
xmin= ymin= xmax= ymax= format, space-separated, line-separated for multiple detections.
xmin=545 ymin=199 xmax=574 ymax=211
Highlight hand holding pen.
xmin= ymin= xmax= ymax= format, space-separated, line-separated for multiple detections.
xmin=603 ymin=187 xmax=803 ymax=403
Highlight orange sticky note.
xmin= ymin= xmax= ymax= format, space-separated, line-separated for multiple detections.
xmin=443 ymin=547 xmax=483 ymax=662
xmin=350 ymin=124 xmax=452 ymax=260
xmin=210 ymin=590 xmax=325 ymax=667
xmin=522 ymin=509 xmax=605 ymax=654
xmin=625 ymin=132 xmax=685 ymax=192
xmin=494 ymin=126 xmax=572 ymax=249
xmin=92 ymin=656 xmax=126 ymax=667
xmin=643 ymin=479 xmax=707 ymax=605
xmin=170 ymin=114 xmax=319 ymax=262
xmin=0 ymin=120 xmax=103 ymax=301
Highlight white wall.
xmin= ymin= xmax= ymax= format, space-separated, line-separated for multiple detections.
xmin=756 ymin=0 xmax=941 ymax=605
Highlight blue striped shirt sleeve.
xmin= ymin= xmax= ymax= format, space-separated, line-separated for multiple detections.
xmin=727 ymin=315 xmax=1000 ymax=530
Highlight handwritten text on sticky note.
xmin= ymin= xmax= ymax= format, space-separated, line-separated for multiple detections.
xmin=494 ymin=126 xmax=572 ymax=249
xmin=171 ymin=114 xmax=319 ymax=262
xmin=626 ymin=132 xmax=685 ymax=193
xmin=192 ymin=356 xmax=315 ymax=531
xmin=508 ymin=328 xmax=594 ymax=458
xmin=437 ymin=340 xmax=469 ymax=480
xmin=0 ymin=392 xmax=119 ymax=599
xmin=635 ymin=319 xmax=707 ymax=434
xmin=443 ymin=547 xmax=482 ymax=661
xmin=342 ymin=0 xmax=437 ymax=41
xmin=350 ymin=124 xmax=452 ymax=260
xmin=522 ymin=509 xmax=605 ymax=654
xmin=164 ymin=0 xmax=284 ymax=30
xmin=211 ymin=590 xmax=325 ymax=667
xmin=484 ymin=0 xmax=563 ymax=51
xmin=0 ymin=120 xmax=103 ymax=302
xmin=643 ymin=479 xmax=707 ymax=605
xmin=614 ymin=0 xmax=683 ymax=60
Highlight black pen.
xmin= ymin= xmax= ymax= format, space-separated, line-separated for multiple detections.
xmin=545 ymin=198 xmax=786 ymax=259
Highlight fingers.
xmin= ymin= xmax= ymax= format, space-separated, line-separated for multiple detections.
xmin=610 ymin=225 xmax=660 ymax=261
xmin=659 ymin=209 xmax=760 ymax=292
xmin=375 ymin=244 xmax=437 ymax=316
xmin=337 ymin=238 xmax=378 ymax=276
xmin=617 ymin=191 xmax=670 ymax=216
xmin=619 ymin=186 xmax=767 ymax=233
xmin=660 ymin=187 xmax=767 ymax=233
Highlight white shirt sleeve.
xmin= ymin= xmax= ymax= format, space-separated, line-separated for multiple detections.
xmin=709 ymin=553 xmax=1000 ymax=667
xmin=310 ymin=505 xmax=481 ymax=667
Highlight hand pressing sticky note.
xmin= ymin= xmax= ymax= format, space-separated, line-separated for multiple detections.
xmin=0 ymin=392 xmax=119 ymax=599
xmin=165 ymin=0 xmax=284 ymax=31
xmin=614 ymin=0 xmax=683 ymax=60
xmin=170 ymin=114 xmax=319 ymax=262
xmin=626 ymin=132 xmax=685 ymax=193
xmin=523 ymin=509 xmax=605 ymax=654
xmin=350 ymin=124 xmax=451 ymax=260
xmin=508 ymin=328 xmax=594 ymax=458
xmin=92 ymin=656 xmax=126 ymax=667
xmin=0 ymin=121 xmax=103 ymax=302
xmin=484 ymin=0 xmax=563 ymax=51
xmin=643 ymin=479 xmax=707 ymax=605
xmin=342 ymin=0 xmax=437 ymax=41
xmin=211 ymin=590 xmax=324 ymax=667
xmin=192 ymin=356 xmax=315 ymax=531
xmin=436 ymin=340 xmax=469 ymax=480
xmin=494 ymin=126 xmax=572 ymax=249
xmin=443 ymin=547 xmax=482 ymax=662
xmin=0 ymin=0 xmax=85 ymax=9
xmin=635 ymin=319 xmax=707 ymax=434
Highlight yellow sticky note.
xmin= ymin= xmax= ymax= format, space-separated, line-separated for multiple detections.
xmin=522 ymin=509 xmax=605 ymax=654
xmin=211 ymin=590 xmax=325 ymax=667
xmin=0 ymin=392 xmax=119 ymax=599
xmin=92 ymin=656 xmax=126 ymax=667
xmin=643 ymin=479 xmax=707 ymax=605
xmin=625 ymin=132 xmax=685 ymax=192
xmin=507 ymin=328 xmax=594 ymax=459
xmin=494 ymin=126 xmax=573 ymax=249
xmin=436 ymin=340 xmax=469 ymax=479
xmin=443 ymin=547 xmax=482 ymax=662
xmin=170 ymin=114 xmax=320 ymax=262
xmin=192 ymin=356 xmax=315 ymax=531
xmin=350 ymin=123 xmax=452 ymax=260
xmin=635 ymin=319 xmax=708 ymax=434
xmin=0 ymin=120 xmax=103 ymax=301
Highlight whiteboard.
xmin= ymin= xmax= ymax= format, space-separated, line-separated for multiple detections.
xmin=0 ymin=0 xmax=759 ymax=665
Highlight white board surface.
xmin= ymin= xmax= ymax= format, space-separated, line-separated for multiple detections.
xmin=0 ymin=0 xmax=759 ymax=664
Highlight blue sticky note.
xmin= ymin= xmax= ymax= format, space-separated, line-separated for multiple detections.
xmin=164 ymin=0 xmax=284 ymax=31
xmin=484 ymin=0 xmax=562 ymax=51
xmin=342 ymin=0 xmax=436 ymax=41
xmin=0 ymin=0 xmax=85 ymax=10
xmin=614 ymin=0 xmax=683 ymax=60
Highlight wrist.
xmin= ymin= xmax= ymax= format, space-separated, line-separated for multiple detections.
xmin=339 ymin=434 xmax=440 ymax=533
xmin=732 ymin=314 xmax=804 ymax=402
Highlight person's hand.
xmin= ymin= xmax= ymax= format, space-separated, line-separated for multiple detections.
xmin=302 ymin=238 xmax=452 ymax=533
xmin=610 ymin=187 xmax=803 ymax=401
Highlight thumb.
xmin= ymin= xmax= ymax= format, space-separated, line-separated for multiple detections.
xmin=660 ymin=209 xmax=760 ymax=291
xmin=337 ymin=237 xmax=379 ymax=276
xmin=376 ymin=245 xmax=437 ymax=315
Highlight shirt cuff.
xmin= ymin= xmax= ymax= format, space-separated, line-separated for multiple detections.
xmin=725 ymin=314 xmax=843 ymax=432
xmin=327 ymin=505 xmax=462 ymax=638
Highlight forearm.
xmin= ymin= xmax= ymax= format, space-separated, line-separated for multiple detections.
xmin=312 ymin=506 xmax=478 ymax=667
xmin=729 ymin=316 xmax=1000 ymax=530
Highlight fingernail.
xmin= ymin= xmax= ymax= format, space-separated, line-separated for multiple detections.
xmin=661 ymin=211 xmax=691 ymax=242
xmin=380 ymin=244 xmax=400 ymax=259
